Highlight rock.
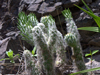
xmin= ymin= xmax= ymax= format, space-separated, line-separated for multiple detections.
xmin=35 ymin=0 xmax=42 ymax=3
xmin=86 ymin=60 xmax=100 ymax=74
xmin=8 ymin=0 xmax=20 ymax=15
xmin=0 ymin=0 xmax=3 ymax=7
xmin=28 ymin=4 xmax=40 ymax=12
xmin=19 ymin=0 xmax=80 ymax=18
xmin=84 ymin=0 xmax=92 ymax=3
xmin=38 ymin=2 xmax=62 ymax=16
xmin=87 ymin=33 xmax=100 ymax=47
xmin=0 ymin=38 xmax=10 ymax=63
xmin=62 ymin=0 xmax=80 ymax=8
xmin=86 ymin=60 xmax=100 ymax=68
xmin=83 ymin=47 xmax=100 ymax=53
xmin=23 ymin=0 xmax=35 ymax=4
xmin=88 ymin=38 xmax=100 ymax=47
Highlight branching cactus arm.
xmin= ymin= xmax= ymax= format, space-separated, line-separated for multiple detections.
xmin=64 ymin=33 xmax=88 ymax=75
xmin=63 ymin=9 xmax=88 ymax=75
xmin=41 ymin=16 xmax=67 ymax=68
xmin=41 ymin=16 xmax=58 ymax=50
xmin=40 ymin=16 xmax=57 ymax=43
xmin=62 ymin=9 xmax=80 ymax=41
xmin=32 ymin=25 xmax=56 ymax=75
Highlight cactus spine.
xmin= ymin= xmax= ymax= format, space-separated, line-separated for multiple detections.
xmin=62 ymin=9 xmax=88 ymax=75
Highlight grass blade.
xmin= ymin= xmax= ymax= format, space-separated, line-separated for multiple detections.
xmin=78 ymin=27 xmax=100 ymax=32
xmin=70 ymin=67 xmax=100 ymax=75
xmin=81 ymin=0 xmax=93 ymax=13
xmin=74 ymin=4 xmax=100 ymax=27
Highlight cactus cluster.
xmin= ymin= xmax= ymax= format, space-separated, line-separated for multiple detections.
xmin=18 ymin=9 xmax=88 ymax=75
xmin=18 ymin=14 xmax=67 ymax=75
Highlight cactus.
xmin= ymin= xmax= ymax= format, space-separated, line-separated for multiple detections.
xmin=32 ymin=25 xmax=55 ymax=75
xmin=23 ymin=50 xmax=39 ymax=75
xmin=32 ymin=16 xmax=67 ymax=75
xmin=18 ymin=13 xmax=67 ymax=75
xmin=40 ymin=16 xmax=67 ymax=67
xmin=18 ymin=12 xmax=38 ymax=46
xmin=62 ymin=9 xmax=88 ymax=75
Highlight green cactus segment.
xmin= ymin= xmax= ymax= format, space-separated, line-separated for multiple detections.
xmin=42 ymin=16 xmax=67 ymax=67
xmin=32 ymin=26 xmax=55 ymax=75
xmin=63 ymin=9 xmax=88 ymax=75
xmin=18 ymin=12 xmax=39 ymax=46
xmin=65 ymin=33 xmax=88 ymax=75
xmin=40 ymin=15 xmax=56 ymax=29
xmin=23 ymin=50 xmax=38 ymax=75
xmin=62 ymin=9 xmax=72 ymax=20
xmin=40 ymin=15 xmax=57 ymax=42
xmin=47 ymin=29 xmax=57 ymax=50
xmin=64 ymin=33 xmax=77 ymax=47
xmin=27 ymin=13 xmax=39 ymax=26
xmin=62 ymin=9 xmax=80 ymax=41
xmin=73 ymin=46 xmax=88 ymax=75
xmin=55 ymin=31 xmax=67 ymax=65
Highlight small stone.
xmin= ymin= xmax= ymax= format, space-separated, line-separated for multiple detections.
xmin=35 ymin=0 xmax=43 ymax=3
xmin=84 ymin=0 xmax=92 ymax=3
xmin=62 ymin=0 xmax=80 ymax=8
xmin=28 ymin=4 xmax=40 ymax=11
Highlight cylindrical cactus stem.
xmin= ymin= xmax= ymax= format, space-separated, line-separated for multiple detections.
xmin=40 ymin=15 xmax=57 ymax=42
xmin=55 ymin=31 xmax=67 ymax=66
xmin=65 ymin=33 xmax=88 ymax=75
xmin=23 ymin=50 xmax=39 ymax=75
xmin=62 ymin=9 xmax=80 ymax=41
xmin=32 ymin=26 xmax=56 ymax=75
xmin=41 ymin=16 xmax=67 ymax=67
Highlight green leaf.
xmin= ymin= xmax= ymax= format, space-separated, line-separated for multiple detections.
xmin=74 ymin=4 xmax=100 ymax=28
xmin=85 ymin=53 xmax=91 ymax=57
xmin=92 ymin=50 xmax=99 ymax=55
xmin=81 ymin=0 xmax=93 ymax=13
xmin=6 ymin=49 xmax=13 ymax=59
xmin=70 ymin=67 xmax=100 ymax=75
xmin=32 ymin=47 xmax=36 ymax=55
xmin=78 ymin=27 xmax=100 ymax=32
xmin=87 ymin=58 xmax=91 ymax=61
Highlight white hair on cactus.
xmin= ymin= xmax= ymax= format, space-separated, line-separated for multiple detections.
xmin=23 ymin=50 xmax=38 ymax=75
xmin=66 ymin=20 xmax=80 ymax=41
xmin=32 ymin=26 xmax=47 ymax=47
xmin=62 ymin=9 xmax=80 ymax=41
